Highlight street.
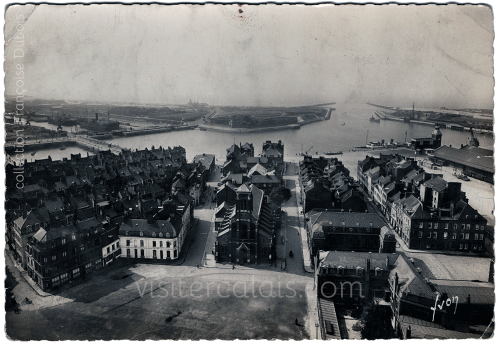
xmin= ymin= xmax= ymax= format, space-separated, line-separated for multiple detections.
xmin=5 ymin=162 xmax=315 ymax=340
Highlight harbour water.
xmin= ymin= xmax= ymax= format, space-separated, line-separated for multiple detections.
xmin=19 ymin=103 xmax=494 ymax=162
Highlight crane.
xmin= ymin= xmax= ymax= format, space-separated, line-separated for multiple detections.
xmin=301 ymin=146 xmax=313 ymax=156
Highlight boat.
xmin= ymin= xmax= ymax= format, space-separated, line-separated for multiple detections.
xmin=324 ymin=151 xmax=343 ymax=155
xmin=369 ymin=115 xmax=381 ymax=123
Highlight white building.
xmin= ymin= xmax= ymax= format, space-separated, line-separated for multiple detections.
xmin=118 ymin=198 xmax=191 ymax=261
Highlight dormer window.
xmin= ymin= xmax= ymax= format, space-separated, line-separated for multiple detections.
xmin=375 ymin=267 xmax=382 ymax=276
xmin=126 ymin=231 xmax=129 ymax=236
xmin=338 ymin=266 xmax=344 ymax=275
xmin=140 ymin=231 xmax=144 ymax=237
xmin=356 ymin=267 xmax=364 ymax=276
xmin=152 ymin=232 xmax=156 ymax=237
xmin=159 ymin=232 xmax=163 ymax=237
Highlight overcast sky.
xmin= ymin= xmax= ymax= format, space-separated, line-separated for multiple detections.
xmin=4 ymin=4 xmax=494 ymax=108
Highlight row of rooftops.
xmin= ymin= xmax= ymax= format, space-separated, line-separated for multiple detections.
xmin=319 ymin=250 xmax=494 ymax=305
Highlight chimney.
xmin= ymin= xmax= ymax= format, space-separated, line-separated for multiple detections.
xmin=406 ymin=325 xmax=411 ymax=339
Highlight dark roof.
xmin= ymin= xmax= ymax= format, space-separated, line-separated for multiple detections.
xmin=320 ymin=251 xmax=398 ymax=270
xmin=119 ymin=219 xmax=179 ymax=238
xmin=34 ymin=225 xmax=78 ymax=242
xmin=250 ymin=174 xmax=280 ymax=184
xmin=423 ymin=176 xmax=448 ymax=192
xmin=306 ymin=210 xmax=386 ymax=228
xmin=432 ymin=145 xmax=493 ymax=174
xmin=193 ymin=154 xmax=215 ymax=170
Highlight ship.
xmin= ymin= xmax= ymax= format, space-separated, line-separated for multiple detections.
xmin=324 ymin=151 xmax=343 ymax=155
xmin=79 ymin=120 xmax=120 ymax=133
xmin=369 ymin=115 xmax=381 ymax=123
xmin=48 ymin=115 xmax=78 ymax=126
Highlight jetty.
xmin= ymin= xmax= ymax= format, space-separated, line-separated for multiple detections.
xmin=5 ymin=134 xmax=125 ymax=157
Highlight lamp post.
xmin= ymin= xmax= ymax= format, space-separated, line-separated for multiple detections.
xmin=315 ymin=322 xmax=319 ymax=340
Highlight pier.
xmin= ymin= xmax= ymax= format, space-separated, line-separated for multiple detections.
xmin=4 ymin=134 xmax=125 ymax=157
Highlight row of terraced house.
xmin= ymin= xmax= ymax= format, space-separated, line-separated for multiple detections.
xmin=357 ymin=153 xmax=488 ymax=253
xmin=6 ymin=146 xmax=214 ymax=291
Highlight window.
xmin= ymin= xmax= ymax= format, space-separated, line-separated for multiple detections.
xmin=338 ymin=266 xmax=344 ymax=275
xmin=427 ymin=232 xmax=432 ymax=238
xmin=464 ymin=244 xmax=468 ymax=250
xmin=60 ymin=273 xmax=69 ymax=283
xmin=95 ymin=259 xmax=102 ymax=265
xmin=473 ymin=245 xmax=478 ymax=250
xmin=61 ymin=238 xmax=66 ymax=245
xmin=73 ymin=268 xmax=80 ymax=277
xmin=140 ymin=249 xmax=145 ymax=258
xmin=112 ymin=244 xmax=115 ymax=250
xmin=167 ymin=242 xmax=171 ymax=248
xmin=479 ymin=245 xmax=483 ymax=250
xmin=356 ymin=267 xmax=364 ymax=276
xmin=460 ymin=233 xmax=465 ymax=240
xmin=126 ymin=240 xmax=131 ymax=247
xmin=80 ymin=244 xmax=85 ymax=252
xmin=480 ymin=226 xmax=485 ymax=231
xmin=443 ymin=232 xmax=448 ymax=240
xmin=433 ymin=232 xmax=438 ymax=239
xmin=465 ymin=233 xmax=469 ymax=240
xmin=427 ymin=223 xmax=432 ymax=229
xmin=418 ymin=231 xmax=423 ymax=239
xmin=152 ymin=232 xmax=156 ymax=237
xmin=375 ymin=268 xmax=382 ymax=277
xmin=160 ymin=241 xmax=163 ymax=247
xmin=140 ymin=232 xmax=144 ymax=237
xmin=167 ymin=250 xmax=171 ymax=258
xmin=85 ymin=262 xmax=92 ymax=269
xmin=43 ymin=257 xmax=47 ymax=263
xmin=434 ymin=223 xmax=438 ymax=229
xmin=72 ymin=234 xmax=76 ymax=241
xmin=153 ymin=250 xmax=157 ymax=259
xmin=459 ymin=244 xmax=463 ymax=250
xmin=419 ymin=222 xmax=424 ymax=229
xmin=475 ymin=224 xmax=479 ymax=230
xmin=126 ymin=231 xmax=129 ymax=236
xmin=153 ymin=241 xmax=156 ymax=247
xmin=453 ymin=224 xmax=458 ymax=230
xmin=159 ymin=232 xmax=163 ymax=237
xmin=461 ymin=224 xmax=466 ymax=230
xmin=444 ymin=223 xmax=449 ymax=230
xmin=52 ymin=255 xmax=57 ymax=261
xmin=127 ymin=249 xmax=131 ymax=257
xmin=452 ymin=233 xmax=457 ymax=240
xmin=63 ymin=251 xmax=67 ymax=258
xmin=466 ymin=224 xmax=471 ymax=230
xmin=474 ymin=234 xmax=479 ymax=240
xmin=140 ymin=240 xmax=144 ymax=247
xmin=107 ymin=247 xmax=110 ymax=254
xmin=479 ymin=234 xmax=484 ymax=240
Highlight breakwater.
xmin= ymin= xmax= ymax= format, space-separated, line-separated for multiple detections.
xmin=5 ymin=136 xmax=124 ymax=156
xmin=121 ymin=125 xmax=198 ymax=137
